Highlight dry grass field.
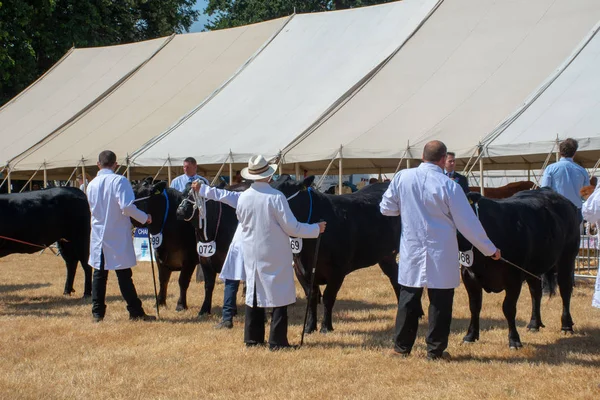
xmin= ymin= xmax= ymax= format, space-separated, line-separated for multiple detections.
xmin=1 ymin=252 xmax=600 ymax=400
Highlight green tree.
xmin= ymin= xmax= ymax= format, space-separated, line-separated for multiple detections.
xmin=204 ymin=0 xmax=396 ymax=30
xmin=0 ymin=0 xmax=199 ymax=106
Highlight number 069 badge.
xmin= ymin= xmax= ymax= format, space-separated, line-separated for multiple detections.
xmin=289 ymin=237 xmax=303 ymax=254
xmin=197 ymin=241 xmax=217 ymax=258
xmin=459 ymin=250 xmax=474 ymax=267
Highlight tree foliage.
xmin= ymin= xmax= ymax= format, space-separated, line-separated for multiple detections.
xmin=204 ymin=0 xmax=396 ymax=30
xmin=0 ymin=0 xmax=199 ymax=106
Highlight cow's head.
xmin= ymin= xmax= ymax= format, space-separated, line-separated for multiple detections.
xmin=271 ymin=174 xmax=317 ymax=223
xmin=176 ymin=181 xmax=203 ymax=228
xmin=132 ymin=177 xmax=169 ymax=234
xmin=457 ymin=192 xmax=484 ymax=251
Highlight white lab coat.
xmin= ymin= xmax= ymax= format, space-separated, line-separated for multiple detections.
xmin=87 ymin=169 xmax=149 ymax=270
xmin=198 ymin=185 xmax=245 ymax=281
xmin=237 ymin=182 xmax=320 ymax=307
xmin=170 ymin=174 xmax=209 ymax=193
xmin=582 ymin=183 xmax=600 ymax=308
xmin=380 ymin=162 xmax=496 ymax=289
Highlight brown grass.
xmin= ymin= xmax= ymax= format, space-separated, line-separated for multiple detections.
xmin=1 ymin=253 xmax=600 ymax=400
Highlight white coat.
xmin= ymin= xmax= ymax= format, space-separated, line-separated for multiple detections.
xmin=582 ymin=183 xmax=600 ymax=308
xmin=380 ymin=162 xmax=496 ymax=289
xmin=87 ymin=169 xmax=149 ymax=270
xmin=198 ymin=185 xmax=245 ymax=281
xmin=236 ymin=182 xmax=320 ymax=307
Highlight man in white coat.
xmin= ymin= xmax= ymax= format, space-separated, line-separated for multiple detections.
xmin=191 ymin=180 xmax=245 ymax=329
xmin=582 ymin=183 xmax=600 ymax=309
xmin=236 ymin=155 xmax=326 ymax=350
xmin=87 ymin=150 xmax=156 ymax=322
xmin=380 ymin=141 xmax=501 ymax=360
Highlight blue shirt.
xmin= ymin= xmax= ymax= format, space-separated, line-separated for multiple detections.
xmin=541 ymin=157 xmax=588 ymax=208
xmin=170 ymin=174 xmax=209 ymax=193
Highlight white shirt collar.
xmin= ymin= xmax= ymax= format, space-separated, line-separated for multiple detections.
xmin=419 ymin=162 xmax=443 ymax=174
xmin=98 ymin=168 xmax=114 ymax=176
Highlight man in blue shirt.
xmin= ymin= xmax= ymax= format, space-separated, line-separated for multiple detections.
xmin=170 ymin=157 xmax=209 ymax=192
xmin=541 ymin=138 xmax=589 ymax=218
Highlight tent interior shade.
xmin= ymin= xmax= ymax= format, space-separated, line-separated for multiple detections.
xmin=131 ymin=0 xmax=441 ymax=167
xmin=482 ymin=21 xmax=600 ymax=168
xmin=0 ymin=37 xmax=169 ymax=168
xmin=283 ymin=0 xmax=600 ymax=171
xmin=8 ymin=18 xmax=288 ymax=172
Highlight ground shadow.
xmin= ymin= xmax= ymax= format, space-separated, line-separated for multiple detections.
xmin=0 ymin=282 xmax=52 ymax=294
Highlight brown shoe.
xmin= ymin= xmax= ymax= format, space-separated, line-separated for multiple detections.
xmin=387 ymin=349 xmax=410 ymax=358
xmin=427 ymin=351 xmax=451 ymax=361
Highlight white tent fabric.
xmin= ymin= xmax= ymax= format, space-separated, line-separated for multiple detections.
xmin=283 ymin=0 xmax=600 ymax=171
xmin=484 ymin=22 xmax=600 ymax=167
xmin=0 ymin=37 xmax=169 ymax=168
xmin=132 ymin=0 xmax=441 ymax=167
xmin=9 ymin=19 xmax=288 ymax=172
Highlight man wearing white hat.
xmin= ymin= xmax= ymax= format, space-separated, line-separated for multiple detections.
xmin=237 ymin=155 xmax=326 ymax=350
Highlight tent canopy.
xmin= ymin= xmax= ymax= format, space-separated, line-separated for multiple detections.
xmin=9 ymin=18 xmax=288 ymax=173
xmin=283 ymin=0 xmax=600 ymax=173
xmin=0 ymin=37 xmax=169 ymax=168
xmin=131 ymin=0 xmax=440 ymax=167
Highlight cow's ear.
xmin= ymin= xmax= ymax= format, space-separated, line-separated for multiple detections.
xmin=153 ymin=180 xmax=168 ymax=194
xmin=143 ymin=176 xmax=154 ymax=186
xmin=467 ymin=192 xmax=482 ymax=204
xmin=303 ymin=176 xmax=315 ymax=189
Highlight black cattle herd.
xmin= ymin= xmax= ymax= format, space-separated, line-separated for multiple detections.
xmin=0 ymin=174 xmax=582 ymax=349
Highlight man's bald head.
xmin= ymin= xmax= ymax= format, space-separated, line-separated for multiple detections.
xmin=422 ymin=140 xmax=447 ymax=163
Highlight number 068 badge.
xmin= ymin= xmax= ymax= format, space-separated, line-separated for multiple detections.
xmin=197 ymin=241 xmax=217 ymax=258
xmin=289 ymin=237 xmax=303 ymax=254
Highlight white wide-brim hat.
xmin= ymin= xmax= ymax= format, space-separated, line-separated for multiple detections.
xmin=241 ymin=155 xmax=277 ymax=180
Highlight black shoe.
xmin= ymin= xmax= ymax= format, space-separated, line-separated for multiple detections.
xmin=214 ymin=320 xmax=233 ymax=329
xmin=269 ymin=344 xmax=299 ymax=352
xmin=427 ymin=351 xmax=451 ymax=361
xmin=245 ymin=341 xmax=265 ymax=348
xmin=129 ymin=314 xmax=157 ymax=322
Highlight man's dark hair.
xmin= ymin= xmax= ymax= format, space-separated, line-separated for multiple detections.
xmin=184 ymin=157 xmax=197 ymax=165
xmin=369 ymin=178 xmax=378 ymax=184
xmin=423 ymin=140 xmax=447 ymax=162
xmin=98 ymin=150 xmax=117 ymax=168
xmin=559 ymin=138 xmax=578 ymax=158
xmin=447 ymin=152 xmax=456 ymax=157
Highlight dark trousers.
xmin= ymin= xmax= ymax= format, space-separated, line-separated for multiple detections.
xmin=244 ymin=287 xmax=289 ymax=347
xmin=222 ymin=279 xmax=240 ymax=322
xmin=92 ymin=252 xmax=145 ymax=318
xmin=394 ymin=285 xmax=454 ymax=357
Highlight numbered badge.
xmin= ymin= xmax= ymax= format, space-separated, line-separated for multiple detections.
xmin=197 ymin=241 xmax=217 ymax=258
xmin=459 ymin=250 xmax=474 ymax=267
xmin=150 ymin=233 xmax=163 ymax=249
xmin=290 ymin=237 xmax=303 ymax=254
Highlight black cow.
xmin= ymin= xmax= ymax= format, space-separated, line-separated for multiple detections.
xmin=271 ymin=175 xmax=401 ymax=334
xmin=459 ymin=188 xmax=579 ymax=349
xmin=175 ymin=181 xmax=249 ymax=314
xmin=132 ymin=179 xmax=201 ymax=313
xmin=0 ymin=187 xmax=92 ymax=297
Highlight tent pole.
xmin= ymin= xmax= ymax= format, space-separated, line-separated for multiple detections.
xmin=167 ymin=157 xmax=172 ymax=184
xmin=43 ymin=162 xmax=48 ymax=188
xmin=211 ymin=156 xmax=228 ymax=186
xmin=295 ymin=163 xmax=300 ymax=180
xmin=7 ymin=166 xmax=11 ymax=193
xmin=126 ymin=155 xmax=131 ymax=182
xmin=19 ymin=164 xmax=43 ymax=193
xmin=406 ymin=159 xmax=411 ymax=169
xmin=315 ymin=149 xmax=341 ymax=189
xmin=338 ymin=146 xmax=343 ymax=195
xmin=81 ymin=161 xmax=87 ymax=192
xmin=479 ymin=149 xmax=485 ymax=196
xmin=229 ymin=151 xmax=233 ymax=184
xmin=555 ymin=137 xmax=560 ymax=162
xmin=527 ymin=167 xmax=531 ymax=182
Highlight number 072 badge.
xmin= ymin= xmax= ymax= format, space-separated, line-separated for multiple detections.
xmin=197 ymin=241 xmax=217 ymax=258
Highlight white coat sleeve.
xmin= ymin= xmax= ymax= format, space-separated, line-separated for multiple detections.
xmin=583 ymin=184 xmax=600 ymax=224
xmin=116 ymin=178 xmax=148 ymax=224
xmin=199 ymin=185 xmax=241 ymax=209
xmin=448 ymin=185 xmax=497 ymax=257
xmin=273 ymin=194 xmax=320 ymax=238
xmin=380 ymin=174 xmax=401 ymax=216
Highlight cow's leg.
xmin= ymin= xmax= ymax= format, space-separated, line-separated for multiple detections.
xmin=198 ymin=264 xmax=216 ymax=316
xmin=378 ymin=255 xmax=401 ymax=300
xmin=304 ymin=282 xmax=319 ymax=334
xmin=157 ymin=264 xmax=172 ymax=307
xmin=503 ymin=282 xmax=523 ymax=349
xmin=557 ymin=252 xmax=576 ymax=333
xmin=461 ymin=267 xmax=482 ymax=343
xmin=176 ymin=263 xmax=195 ymax=312
xmin=526 ymin=277 xmax=545 ymax=331
xmin=320 ymin=276 xmax=345 ymax=333
xmin=80 ymin=262 xmax=93 ymax=299
xmin=63 ymin=259 xmax=78 ymax=296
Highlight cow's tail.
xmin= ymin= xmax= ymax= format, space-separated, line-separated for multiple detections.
xmin=542 ymin=269 xmax=557 ymax=297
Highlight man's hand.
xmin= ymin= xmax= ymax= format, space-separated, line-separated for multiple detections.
xmin=146 ymin=214 xmax=152 ymax=225
xmin=491 ymin=248 xmax=501 ymax=260
xmin=318 ymin=221 xmax=327 ymax=233
xmin=191 ymin=180 xmax=203 ymax=192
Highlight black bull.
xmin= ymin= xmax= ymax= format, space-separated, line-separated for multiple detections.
xmin=459 ymin=189 xmax=579 ymax=349
xmin=0 ymin=187 xmax=92 ymax=297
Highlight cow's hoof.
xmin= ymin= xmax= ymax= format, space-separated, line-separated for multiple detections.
xmin=303 ymin=326 xmax=317 ymax=335
xmin=527 ymin=327 xmax=540 ymax=332
xmin=320 ymin=326 xmax=334 ymax=334
xmin=82 ymin=294 xmax=92 ymax=300
xmin=561 ymin=328 xmax=575 ymax=335
xmin=462 ymin=335 xmax=478 ymax=343
xmin=197 ymin=310 xmax=211 ymax=318
xmin=509 ymin=341 xmax=523 ymax=350
xmin=175 ymin=304 xmax=187 ymax=312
